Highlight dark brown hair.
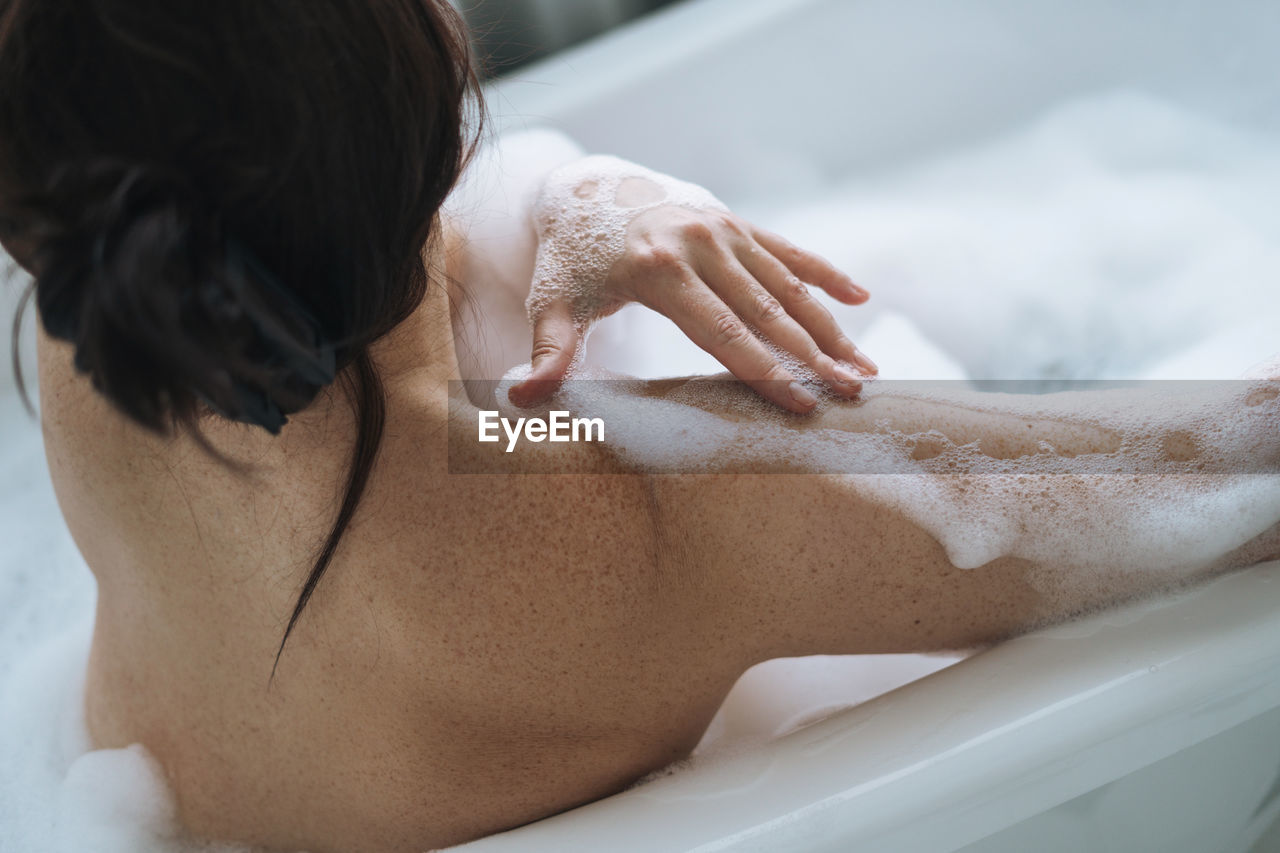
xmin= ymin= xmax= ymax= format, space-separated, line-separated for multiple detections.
xmin=0 ymin=0 xmax=482 ymax=676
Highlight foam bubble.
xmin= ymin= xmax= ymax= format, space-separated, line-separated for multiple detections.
xmin=527 ymin=155 xmax=729 ymax=327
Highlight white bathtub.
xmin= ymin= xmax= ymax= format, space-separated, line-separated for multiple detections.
xmin=455 ymin=0 xmax=1280 ymax=850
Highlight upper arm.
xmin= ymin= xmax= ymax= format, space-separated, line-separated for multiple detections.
xmin=660 ymin=473 xmax=1058 ymax=663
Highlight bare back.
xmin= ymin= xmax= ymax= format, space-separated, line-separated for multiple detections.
xmin=41 ymin=264 xmax=742 ymax=851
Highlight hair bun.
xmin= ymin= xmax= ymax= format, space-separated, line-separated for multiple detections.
xmin=32 ymin=159 xmax=335 ymax=433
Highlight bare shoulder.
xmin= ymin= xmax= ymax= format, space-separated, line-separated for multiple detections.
xmin=370 ymin=389 xmax=692 ymax=654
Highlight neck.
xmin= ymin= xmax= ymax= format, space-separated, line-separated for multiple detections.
xmin=279 ymin=241 xmax=461 ymax=444
xmin=368 ymin=261 xmax=463 ymax=394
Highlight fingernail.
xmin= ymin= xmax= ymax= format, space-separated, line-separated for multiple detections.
xmin=833 ymin=363 xmax=863 ymax=388
xmin=852 ymin=348 xmax=878 ymax=375
xmin=849 ymin=283 xmax=870 ymax=299
xmin=788 ymin=381 xmax=818 ymax=408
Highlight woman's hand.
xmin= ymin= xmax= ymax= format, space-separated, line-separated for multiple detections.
xmin=508 ymin=157 xmax=877 ymax=412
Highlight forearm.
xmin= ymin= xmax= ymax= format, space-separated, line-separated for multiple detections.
xmin=813 ymin=381 xmax=1277 ymax=567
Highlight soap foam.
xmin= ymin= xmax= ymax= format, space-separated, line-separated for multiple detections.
xmin=849 ymin=391 xmax=1280 ymax=581
xmin=527 ymin=155 xmax=729 ymax=329
xmin=728 ymin=91 xmax=1280 ymax=381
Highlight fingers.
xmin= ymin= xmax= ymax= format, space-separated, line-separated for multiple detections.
xmin=641 ymin=273 xmax=821 ymax=414
xmin=751 ymin=225 xmax=869 ymax=305
xmin=711 ymin=255 xmax=865 ymax=398
xmin=740 ymin=246 xmax=878 ymax=377
xmin=508 ymin=299 xmax=580 ymax=408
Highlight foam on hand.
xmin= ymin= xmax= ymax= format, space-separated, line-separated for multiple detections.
xmin=527 ymin=155 xmax=729 ymax=328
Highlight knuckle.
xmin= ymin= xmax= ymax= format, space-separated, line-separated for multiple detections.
xmin=754 ymin=291 xmax=786 ymax=324
xmin=710 ymin=310 xmax=750 ymax=348
xmin=680 ymin=219 xmax=716 ymax=243
xmin=630 ymin=248 xmax=662 ymax=272
xmin=530 ymin=337 xmax=563 ymax=361
xmin=713 ymin=209 xmax=745 ymax=234
xmin=634 ymin=245 xmax=681 ymax=274
xmin=783 ymin=274 xmax=810 ymax=301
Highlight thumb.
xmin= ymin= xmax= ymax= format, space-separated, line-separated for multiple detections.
xmin=508 ymin=300 xmax=580 ymax=408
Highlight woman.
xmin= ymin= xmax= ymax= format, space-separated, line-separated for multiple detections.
xmin=2 ymin=2 xmax=1276 ymax=851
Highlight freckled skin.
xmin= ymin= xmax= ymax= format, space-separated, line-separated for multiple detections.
xmin=44 ymin=228 xmax=1278 ymax=852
